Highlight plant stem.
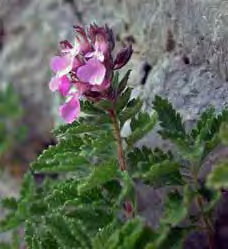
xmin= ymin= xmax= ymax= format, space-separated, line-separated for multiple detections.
xmin=191 ymin=166 xmax=215 ymax=249
xmin=196 ymin=195 xmax=215 ymax=249
xmin=108 ymin=107 xmax=135 ymax=217
xmin=109 ymin=108 xmax=126 ymax=171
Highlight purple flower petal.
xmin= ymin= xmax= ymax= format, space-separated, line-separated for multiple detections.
xmin=75 ymin=81 xmax=91 ymax=94
xmin=49 ymin=76 xmax=60 ymax=92
xmin=77 ymin=59 xmax=106 ymax=85
xmin=59 ymin=95 xmax=80 ymax=124
xmin=49 ymin=76 xmax=70 ymax=96
xmin=50 ymin=55 xmax=71 ymax=73
xmin=58 ymin=76 xmax=71 ymax=96
xmin=95 ymin=35 xmax=108 ymax=54
xmin=91 ymin=79 xmax=110 ymax=92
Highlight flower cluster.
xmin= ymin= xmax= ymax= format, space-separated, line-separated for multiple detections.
xmin=49 ymin=24 xmax=132 ymax=123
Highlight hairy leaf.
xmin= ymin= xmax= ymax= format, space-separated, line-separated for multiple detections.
xmin=207 ymin=161 xmax=228 ymax=189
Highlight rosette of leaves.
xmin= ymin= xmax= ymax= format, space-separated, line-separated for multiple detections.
xmin=0 ymin=73 xmax=228 ymax=249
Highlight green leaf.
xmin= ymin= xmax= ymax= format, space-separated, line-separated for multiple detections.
xmin=127 ymin=112 xmax=157 ymax=146
xmin=207 ymin=161 xmax=228 ymax=189
xmin=80 ymin=100 xmax=104 ymax=115
xmin=183 ymin=185 xmax=197 ymax=207
xmin=191 ymin=107 xmax=228 ymax=142
xmin=191 ymin=107 xmax=228 ymax=160
xmin=92 ymin=221 xmax=121 ymax=249
xmin=1 ymin=197 xmax=18 ymax=210
xmin=45 ymin=179 xmax=79 ymax=210
xmin=119 ymin=98 xmax=143 ymax=125
xmin=32 ymin=153 xmax=88 ymax=173
xmin=111 ymin=72 xmax=120 ymax=91
xmin=78 ymin=161 xmax=119 ymax=193
xmin=162 ymin=192 xmax=188 ymax=226
xmin=94 ymin=99 xmax=113 ymax=111
xmin=143 ymin=160 xmax=183 ymax=187
xmin=115 ymin=171 xmax=135 ymax=208
xmin=155 ymin=227 xmax=188 ymax=249
xmin=55 ymin=123 xmax=109 ymax=138
xmin=31 ymin=137 xmax=89 ymax=173
xmin=0 ymin=212 xmax=23 ymax=232
xmin=0 ymin=173 xmax=36 ymax=232
xmin=101 ymin=217 xmax=152 ymax=249
xmin=191 ymin=108 xmax=217 ymax=141
xmin=115 ymin=88 xmax=132 ymax=113
xmin=117 ymin=70 xmax=131 ymax=94
xmin=20 ymin=172 xmax=35 ymax=199
xmin=45 ymin=214 xmax=81 ymax=249
xmin=153 ymin=96 xmax=186 ymax=141
xmin=219 ymin=122 xmax=228 ymax=145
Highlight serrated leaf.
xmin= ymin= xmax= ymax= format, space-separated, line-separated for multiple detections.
xmin=191 ymin=108 xmax=217 ymax=141
xmin=191 ymin=107 xmax=228 ymax=142
xmin=56 ymin=123 xmax=108 ymax=138
xmin=92 ymin=221 xmax=121 ymax=249
xmin=191 ymin=108 xmax=228 ymax=160
xmin=153 ymin=96 xmax=186 ymax=140
xmin=45 ymin=179 xmax=79 ymax=210
xmin=162 ymin=192 xmax=188 ymax=226
xmin=119 ymin=98 xmax=143 ymax=125
xmin=127 ymin=147 xmax=173 ymax=178
xmin=45 ymin=214 xmax=80 ymax=249
xmin=32 ymin=152 xmax=88 ymax=173
xmin=207 ymin=161 xmax=228 ymax=189
xmin=65 ymin=218 xmax=92 ymax=249
xmin=31 ymin=137 xmax=89 ymax=173
xmin=78 ymin=161 xmax=119 ymax=193
xmin=104 ymin=217 xmax=153 ymax=249
xmin=1 ymin=197 xmax=18 ymax=210
xmin=143 ymin=160 xmax=183 ymax=187
xmin=80 ymin=100 xmax=104 ymax=115
xmin=127 ymin=112 xmax=157 ymax=146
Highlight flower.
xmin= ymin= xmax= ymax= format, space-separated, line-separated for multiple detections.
xmin=49 ymin=24 xmax=133 ymax=123
xmin=59 ymin=94 xmax=80 ymax=124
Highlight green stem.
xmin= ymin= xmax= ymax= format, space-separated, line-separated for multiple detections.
xmin=109 ymin=107 xmax=126 ymax=171
xmin=109 ymin=106 xmax=134 ymax=217
xmin=196 ymin=195 xmax=215 ymax=249
xmin=191 ymin=166 xmax=215 ymax=249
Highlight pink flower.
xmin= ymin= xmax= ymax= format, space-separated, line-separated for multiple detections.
xmin=77 ymin=58 xmax=106 ymax=86
xmin=59 ymin=94 xmax=80 ymax=124
xmin=49 ymin=75 xmax=70 ymax=96
xmin=49 ymin=23 xmax=133 ymax=123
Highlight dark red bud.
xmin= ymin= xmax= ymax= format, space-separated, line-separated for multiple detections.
xmin=113 ymin=45 xmax=133 ymax=70
xmin=60 ymin=40 xmax=73 ymax=49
